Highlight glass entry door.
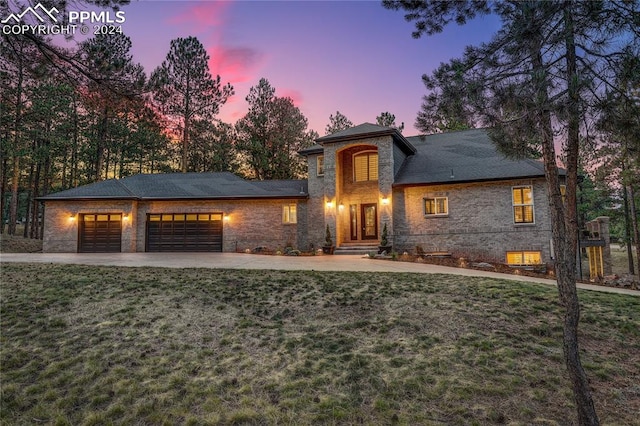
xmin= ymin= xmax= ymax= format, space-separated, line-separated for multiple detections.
xmin=361 ymin=203 xmax=378 ymax=240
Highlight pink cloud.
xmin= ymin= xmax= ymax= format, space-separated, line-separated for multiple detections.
xmin=168 ymin=2 xmax=230 ymax=31
xmin=208 ymin=45 xmax=264 ymax=84
xmin=280 ymin=89 xmax=303 ymax=106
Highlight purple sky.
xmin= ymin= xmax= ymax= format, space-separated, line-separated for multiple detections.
xmin=108 ymin=1 xmax=501 ymax=135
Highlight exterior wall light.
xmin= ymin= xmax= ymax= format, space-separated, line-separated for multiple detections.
xmin=123 ymin=214 xmax=129 ymax=221
xmin=381 ymin=196 xmax=390 ymax=205
xmin=224 ymin=214 xmax=230 ymax=222
xmin=326 ymin=201 xmax=333 ymax=208
xmin=69 ymin=214 xmax=76 ymax=221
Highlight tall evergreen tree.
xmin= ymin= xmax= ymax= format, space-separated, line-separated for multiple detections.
xmin=325 ymin=111 xmax=353 ymax=135
xmin=376 ymin=111 xmax=404 ymax=132
xmin=384 ymin=1 xmax=639 ymax=423
xmin=236 ymin=78 xmax=314 ymax=180
xmin=79 ymin=33 xmax=146 ymax=181
xmin=150 ymin=36 xmax=233 ymax=172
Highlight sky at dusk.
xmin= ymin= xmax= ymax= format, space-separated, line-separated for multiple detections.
xmin=76 ymin=1 xmax=502 ymax=136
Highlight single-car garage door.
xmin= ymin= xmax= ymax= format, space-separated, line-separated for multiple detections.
xmin=79 ymin=213 xmax=122 ymax=253
xmin=146 ymin=213 xmax=223 ymax=252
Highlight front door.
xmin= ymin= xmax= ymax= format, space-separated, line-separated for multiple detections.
xmin=361 ymin=203 xmax=378 ymax=240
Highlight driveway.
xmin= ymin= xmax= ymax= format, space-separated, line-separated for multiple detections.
xmin=1 ymin=252 xmax=638 ymax=296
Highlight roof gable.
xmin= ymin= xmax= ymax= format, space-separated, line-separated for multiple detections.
xmin=315 ymin=123 xmax=416 ymax=155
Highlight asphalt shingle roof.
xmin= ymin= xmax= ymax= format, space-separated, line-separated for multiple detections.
xmin=40 ymin=172 xmax=308 ymax=201
xmin=394 ymin=129 xmax=551 ymax=185
xmin=315 ymin=123 xmax=416 ymax=155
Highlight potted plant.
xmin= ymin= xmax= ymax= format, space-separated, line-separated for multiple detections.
xmin=322 ymin=224 xmax=335 ymax=254
xmin=378 ymin=223 xmax=392 ymax=254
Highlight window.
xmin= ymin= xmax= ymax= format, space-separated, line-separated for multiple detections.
xmin=317 ymin=155 xmax=324 ymax=176
xmin=506 ymin=251 xmax=542 ymax=265
xmin=424 ymin=197 xmax=448 ymax=216
xmin=560 ymin=184 xmax=566 ymax=205
xmin=283 ymin=204 xmax=297 ymax=224
xmin=353 ymin=152 xmax=378 ymax=182
xmin=512 ymin=186 xmax=534 ymax=224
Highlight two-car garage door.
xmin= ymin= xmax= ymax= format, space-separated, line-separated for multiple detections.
xmin=146 ymin=213 xmax=223 ymax=252
xmin=78 ymin=212 xmax=223 ymax=252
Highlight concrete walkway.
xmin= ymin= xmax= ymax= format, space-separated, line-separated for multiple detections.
xmin=1 ymin=252 xmax=638 ymax=297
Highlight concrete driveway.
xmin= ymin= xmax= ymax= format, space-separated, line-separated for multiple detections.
xmin=1 ymin=252 xmax=638 ymax=296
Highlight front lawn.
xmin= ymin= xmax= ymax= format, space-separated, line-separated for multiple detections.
xmin=1 ymin=264 xmax=638 ymax=425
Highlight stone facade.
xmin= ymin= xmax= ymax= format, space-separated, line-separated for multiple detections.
xmin=320 ymin=135 xmax=396 ymax=246
xmin=43 ymin=199 xmax=308 ymax=253
xmin=42 ymin=125 xmax=559 ymax=264
xmin=392 ymin=179 xmax=554 ymax=263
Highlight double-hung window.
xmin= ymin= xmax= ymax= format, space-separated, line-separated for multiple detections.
xmin=424 ymin=197 xmax=448 ymax=216
xmin=512 ymin=186 xmax=534 ymax=224
xmin=282 ymin=204 xmax=297 ymax=224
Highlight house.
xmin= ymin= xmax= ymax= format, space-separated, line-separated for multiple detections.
xmin=40 ymin=124 xmax=560 ymax=267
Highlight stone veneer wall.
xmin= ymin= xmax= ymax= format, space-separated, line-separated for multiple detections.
xmin=43 ymin=198 xmax=308 ymax=253
xmin=321 ymin=135 xmax=395 ymax=246
xmin=392 ymin=179 xmax=554 ymax=264
xmin=306 ymin=153 xmax=329 ymax=249
xmin=42 ymin=200 xmax=138 ymax=253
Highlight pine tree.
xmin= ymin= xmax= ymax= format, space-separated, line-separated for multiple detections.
xmin=384 ymin=1 xmax=639 ymax=423
xmin=325 ymin=111 xmax=353 ymax=135
xmin=236 ymin=78 xmax=314 ymax=180
xmin=150 ymin=36 xmax=233 ymax=172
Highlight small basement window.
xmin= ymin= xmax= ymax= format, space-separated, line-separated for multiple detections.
xmin=506 ymin=251 xmax=542 ymax=266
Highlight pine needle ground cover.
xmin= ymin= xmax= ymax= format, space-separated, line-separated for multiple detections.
xmin=1 ymin=264 xmax=638 ymax=425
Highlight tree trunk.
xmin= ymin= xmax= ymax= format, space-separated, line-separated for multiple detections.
xmin=96 ymin=105 xmax=109 ymax=181
xmin=622 ymin=185 xmax=636 ymax=274
xmin=529 ymin=3 xmax=599 ymax=423
xmin=23 ymin=147 xmax=34 ymax=239
xmin=0 ymin=155 xmax=7 ymax=234
xmin=182 ymin=115 xmax=189 ymax=173
xmin=8 ymin=155 xmax=20 ymax=235
xmin=628 ymin=184 xmax=640 ymax=275
xmin=558 ymin=3 xmax=599 ymax=423
xmin=8 ymin=41 xmax=25 ymax=236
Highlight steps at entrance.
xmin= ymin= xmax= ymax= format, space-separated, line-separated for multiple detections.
xmin=334 ymin=244 xmax=379 ymax=255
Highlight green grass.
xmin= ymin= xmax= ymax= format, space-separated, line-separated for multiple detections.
xmin=1 ymin=264 xmax=639 ymax=425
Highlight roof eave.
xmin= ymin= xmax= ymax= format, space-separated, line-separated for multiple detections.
xmin=38 ymin=196 xmax=140 ymax=201
xmin=317 ymin=129 xmax=416 ymax=155
xmin=392 ymin=174 xmax=549 ymax=188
